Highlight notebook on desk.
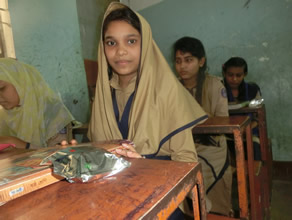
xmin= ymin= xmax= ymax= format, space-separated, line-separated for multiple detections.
xmin=0 ymin=140 xmax=129 ymax=205
xmin=228 ymin=101 xmax=250 ymax=110
xmin=0 ymin=147 xmax=63 ymax=205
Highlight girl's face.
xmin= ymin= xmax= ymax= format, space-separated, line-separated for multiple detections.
xmin=0 ymin=80 xmax=20 ymax=110
xmin=104 ymin=20 xmax=141 ymax=77
xmin=224 ymin=66 xmax=246 ymax=90
xmin=175 ymin=50 xmax=205 ymax=81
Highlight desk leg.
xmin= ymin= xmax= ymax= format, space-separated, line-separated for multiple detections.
xmin=258 ymin=107 xmax=272 ymax=219
xmin=258 ymin=107 xmax=268 ymax=161
xmin=246 ymin=124 xmax=257 ymax=220
xmin=192 ymin=169 xmax=207 ymax=220
xmin=233 ymin=129 xmax=249 ymax=219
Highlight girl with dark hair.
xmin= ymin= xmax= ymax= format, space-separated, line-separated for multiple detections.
xmin=222 ymin=57 xmax=262 ymax=160
xmin=174 ymin=36 xmax=232 ymax=216
xmin=222 ymin=57 xmax=261 ymax=103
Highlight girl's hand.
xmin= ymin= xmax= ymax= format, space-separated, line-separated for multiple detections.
xmin=0 ymin=136 xmax=26 ymax=148
xmin=59 ymin=139 xmax=143 ymax=159
xmin=112 ymin=143 xmax=143 ymax=159
xmin=60 ymin=139 xmax=78 ymax=146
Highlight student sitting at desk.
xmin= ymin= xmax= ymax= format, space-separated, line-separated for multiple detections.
xmin=222 ymin=57 xmax=261 ymax=103
xmin=0 ymin=58 xmax=75 ymax=149
xmin=222 ymin=57 xmax=262 ymax=160
xmin=88 ymin=3 xmax=207 ymax=162
xmin=84 ymin=3 xmax=208 ymax=218
xmin=173 ymin=37 xmax=232 ymax=216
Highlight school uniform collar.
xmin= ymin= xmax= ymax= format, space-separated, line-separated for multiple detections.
xmin=110 ymin=73 xmax=136 ymax=93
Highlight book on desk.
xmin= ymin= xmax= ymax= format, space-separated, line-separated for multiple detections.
xmin=0 ymin=140 xmax=130 ymax=205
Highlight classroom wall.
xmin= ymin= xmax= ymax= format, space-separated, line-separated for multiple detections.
xmin=76 ymin=0 xmax=117 ymax=61
xmin=70 ymin=0 xmax=292 ymax=161
xmin=8 ymin=0 xmax=90 ymax=123
xmin=138 ymin=0 xmax=292 ymax=161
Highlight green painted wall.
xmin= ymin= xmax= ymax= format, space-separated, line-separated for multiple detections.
xmin=36 ymin=0 xmax=291 ymax=160
xmin=76 ymin=0 xmax=117 ymax=60
xmin=138 ymin=0 xmax=292 ymax=161
xmin=9 ymin=0 xmax=90 ymax=123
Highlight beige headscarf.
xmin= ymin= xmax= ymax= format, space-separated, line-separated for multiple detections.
xmin=88 ymin=2 xmax=207 ymax=156
xmin=0 ymin=58 xmax=74 ymax=147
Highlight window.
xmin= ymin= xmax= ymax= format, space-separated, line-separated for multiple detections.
xmin=0 ymin=0 xmax=15 ymax=58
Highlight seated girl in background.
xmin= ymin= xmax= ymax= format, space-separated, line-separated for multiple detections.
xmin=222 ymin=57 xmax=262 ymax=160
xmin=173 ymin=37 xmax=232 ymax=216
xmin=0 ymin=58 xmax=75 ymax=149
xmin=222 ymin=57 xmax=261 ymax=103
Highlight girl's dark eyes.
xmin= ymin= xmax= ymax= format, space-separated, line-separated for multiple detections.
xmin=128 ymin=39 xmax=136 ymax=44
xmin=105 ymin=41 xmax=116 ymax=46
xmin=105 ymin=39 xmax=137 ymax=46
xmin=227 ymin=73 xmax=243 ymax=77
xmin=0 ymin=82 xmax=6 ymax=91
xmin=0 ymin=86 xmax=6 ymax=91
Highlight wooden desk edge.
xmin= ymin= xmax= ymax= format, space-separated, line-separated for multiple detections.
xmin=229 ymin=104 xmax=265 ymax=114
xmin=193 ymin=116 xmax=251 ymax=134
xmin=0 ymin=168 xmax=63 ymax=204
xmin=140 ymin=162 xmax=206 ymax=220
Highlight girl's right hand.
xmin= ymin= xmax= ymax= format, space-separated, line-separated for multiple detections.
xmin=112 ymin=143 xmax=143 ymax=159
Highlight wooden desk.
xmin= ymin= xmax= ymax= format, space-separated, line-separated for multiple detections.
xmin=229 ymin=104 xmax=270 ymax=162
xmin=193 ymin=116 xmax=254 ymax=220
xmin=229 ymin=104 xmax=272 ymax=219
xmin=0 ymin=158 xmax=207 ymax=220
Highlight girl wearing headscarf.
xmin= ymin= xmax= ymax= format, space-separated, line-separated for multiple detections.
xmin=0 ymin=58 xmax=74 ymax=149
xmin=88 ymin=2 xmax=207 ymax=162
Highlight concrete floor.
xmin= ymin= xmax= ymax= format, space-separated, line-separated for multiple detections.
xmin=230 ymin=175 xmax=292 ymax=219
xmin=270 ymin=180 xmax=292 ymax=220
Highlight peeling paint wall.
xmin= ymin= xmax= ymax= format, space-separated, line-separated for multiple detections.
xmin=9 ymin=0 xmax=89 ymax=123
xmin=139 ymin=0 xmax=292 ymax=161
